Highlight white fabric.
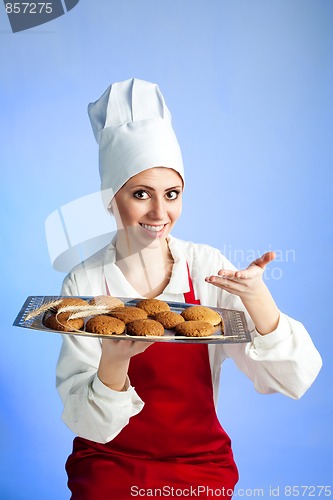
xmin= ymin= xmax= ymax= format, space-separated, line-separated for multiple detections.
xmin=56 ymin=236 xmax=322 ymax=444
xmin=88 ymin=78 xmax=184 ymax=208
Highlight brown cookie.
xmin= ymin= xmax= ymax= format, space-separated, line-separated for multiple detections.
xmin=85 ymin=315 xmax=125 ymax=335
xmin=181 ymin=305 xmax=221 ymax=326
xmin=109 ymin=306 xmax=148 ymax=324
xmin=136 ymin=298 xmax=170 ymax=316
xmin=174 ymin=321 xmax=214 ymax=337
xmin=44 ymin=312 xmax=84 ymax=332
xmin=55 ymin=297 xmax=89 ymax=312
xmin=126 ymin=319 xmax=165 ymax=337
xmin=152 ymin=311 xmax=185 ymax=329
xmin=89 ymin=296 xmax=124 ymax=310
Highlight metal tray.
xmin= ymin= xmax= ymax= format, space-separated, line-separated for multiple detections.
xmin=13 ymin=296 xmax=252 ymax=344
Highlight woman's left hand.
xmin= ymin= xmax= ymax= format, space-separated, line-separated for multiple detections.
xmin=205 ymin=251 xmax=276 ymax=299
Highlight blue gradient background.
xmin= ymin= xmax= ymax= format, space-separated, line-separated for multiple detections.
xmin=1 ymin=1 xmax=332 ymax=498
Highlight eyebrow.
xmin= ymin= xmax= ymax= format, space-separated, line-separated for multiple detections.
xmin=130 ymin=185 xmax=183 ymax=192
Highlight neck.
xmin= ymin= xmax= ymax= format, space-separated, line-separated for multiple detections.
xmin=115 ymin=227 xmax=170 ymax=260
xmin=114 ymin=230 xmax=174 ymax=298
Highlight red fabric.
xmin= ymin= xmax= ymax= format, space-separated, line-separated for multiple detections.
xmin=66 ymin=267 xmax=238 ymax=499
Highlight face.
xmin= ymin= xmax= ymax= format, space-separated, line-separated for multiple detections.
xmin=110 ymin=167 xmax=183 ymax=246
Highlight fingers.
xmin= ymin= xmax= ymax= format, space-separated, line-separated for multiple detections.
xmin=205 ymin=268 xmax=250 ymax=284
xmin=205 ymin=251 xmax=276 ymax=293
xmin=252 ymin=251 xmax=276 ymax=269
xmin=217 ymin=269 xmax=235 ymax=279
xmin=131 ymin=340 xmax=155 ymax=356
xmin=101 ymin=338 xmax=155 ymax=359
xmin=211 ymin=251 xmax=276 ymax=280
xmin=205 ymin=272 xmax=246 ymax=288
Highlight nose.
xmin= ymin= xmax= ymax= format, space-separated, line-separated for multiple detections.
xmin=148 ymin=195 xmax=167 ymax=221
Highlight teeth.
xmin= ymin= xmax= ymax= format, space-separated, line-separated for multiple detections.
xmin=141 ymin=224 xmax=164 ymax=232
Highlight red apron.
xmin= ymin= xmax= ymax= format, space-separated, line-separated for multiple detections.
xmin=66 ymin=265 xmax=238 ymax=499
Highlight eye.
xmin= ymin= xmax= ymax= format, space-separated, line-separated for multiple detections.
xmin=166 ymin=190 xmax=180 ymax=200
xmin=134 ymin=190 xmax=150 ymax=200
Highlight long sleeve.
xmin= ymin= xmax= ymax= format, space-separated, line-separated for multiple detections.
xmin=56 ymin=269 xmax=144 ymax=443
xmin=220 ymin=310 xmax=322 ymax=399
xmin=56 ymin=336 xmax=144 ymax=443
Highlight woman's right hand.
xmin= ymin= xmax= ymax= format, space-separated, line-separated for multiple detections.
xmin=97 ymin=339 xmax=154 ymax=392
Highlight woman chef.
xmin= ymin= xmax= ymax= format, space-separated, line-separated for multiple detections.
xmin=56 ymin=78 xmax=322 ymax=499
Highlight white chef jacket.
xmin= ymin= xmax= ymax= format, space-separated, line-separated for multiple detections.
xmin=56 ymin=235 xmax=322 ymax=444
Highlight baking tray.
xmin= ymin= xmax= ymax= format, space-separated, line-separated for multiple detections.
xmin=13 ymin=296 xmax=252 ymax=344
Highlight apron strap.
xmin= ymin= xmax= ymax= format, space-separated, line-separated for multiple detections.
xmin=184 ymin=262 xmax=201 ymax=304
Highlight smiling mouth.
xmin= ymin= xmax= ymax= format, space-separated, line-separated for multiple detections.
xmin=140 ymin=223 xmax=166 ymax=233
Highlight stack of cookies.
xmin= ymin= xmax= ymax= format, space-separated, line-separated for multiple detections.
xmin=176 ymin=306 xmax=222 ymax=338
xmin=43 ymin=297 xmax=223 ymax=338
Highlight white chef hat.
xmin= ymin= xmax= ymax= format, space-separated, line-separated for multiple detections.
xmin=88 ymin=78 xmax=184 ymax=209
